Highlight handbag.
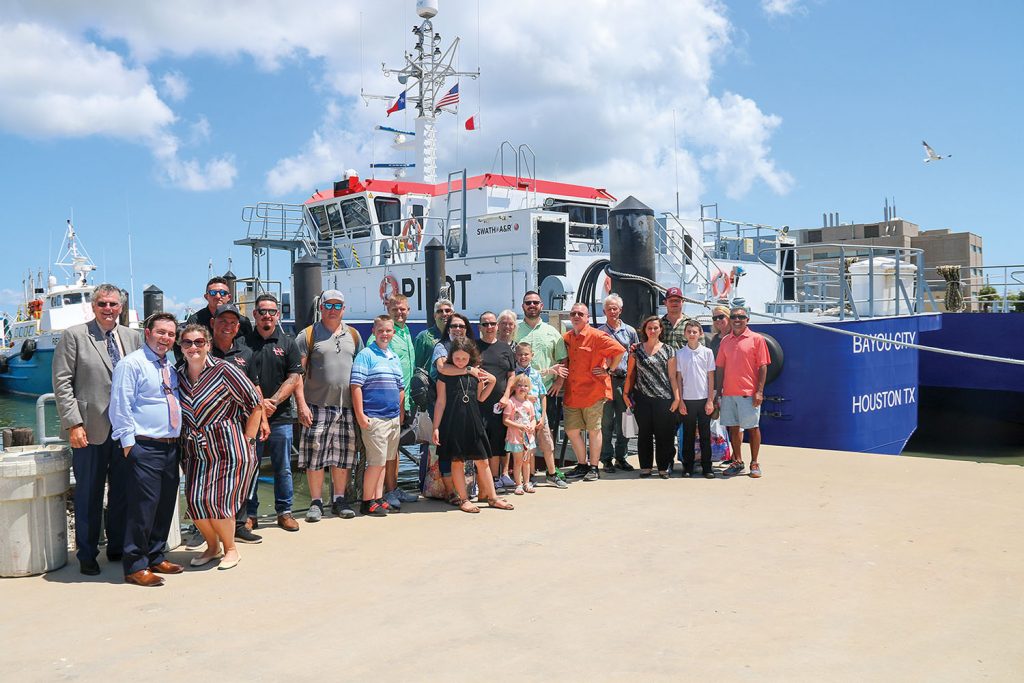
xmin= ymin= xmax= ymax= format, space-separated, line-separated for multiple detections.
xmin=413 ymin=410 xmax=434 ymax=443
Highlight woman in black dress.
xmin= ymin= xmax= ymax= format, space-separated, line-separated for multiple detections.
xmin=432 ymin=337 xmax=514 ymax=513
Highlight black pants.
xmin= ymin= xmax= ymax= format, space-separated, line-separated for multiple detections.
xmin=71 ymin=435 xmax=128 ymax=562
xmin=122 ymin=439 xmax=180 ymax=575
xmin=680 ymin=399 xmax=712 ymax=474
xmin=633 ymin=394 xmax=677 ymax=472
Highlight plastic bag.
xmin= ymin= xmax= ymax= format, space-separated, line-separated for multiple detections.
xmin=706 ymin=419 xmax=732 ymax=462
xmin=413 ymin=410 xmax=433 ymax=443
xmin=621 ymin=409 xmax=638 ymax=439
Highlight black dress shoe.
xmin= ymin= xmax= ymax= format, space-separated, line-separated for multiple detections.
xmin=106 ymin=552 xmax=123 ymax=562
xmin=602 ymin=461 xmax=616 ymax=473
xmin=80 ymin=559 xmax=101 ymax=576
xmin=615 ymin=459 xmax=635 ymax=472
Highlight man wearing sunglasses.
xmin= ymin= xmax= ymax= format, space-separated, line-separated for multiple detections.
xmin=413 ymin=298 xmax=455 ymax=371
xmin=294 ymin=290 xmax=364 ymax=521
xmin=185 ymin=276 xmax=253 ymax=338
xmin=240 ymin=294 xmax=304 ymax=532
xmin=52 ymin=283 xmax=141 ymax=576
xmin=715 ymin=307 xmax=769 ymax=479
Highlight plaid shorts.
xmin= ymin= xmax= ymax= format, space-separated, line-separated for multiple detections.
xmin=299 ymin=405 xmax=357 ymax=470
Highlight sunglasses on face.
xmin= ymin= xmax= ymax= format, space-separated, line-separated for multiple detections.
xmin=479 ymin=321 xmax=497 ymax=327
xmin=712 ymin=314 xmax=727 ymax=321
xmin=95 ymin=301 xmax=121 ymax=309
xmin=321 ymin=303 xmax=343 ymax=310
xmin=437 ymin=308 xmax=453 ymax=315
xmin=448 ymin=324 xmax=466 ymax=329
xmin=180 ymin=338 xmax=207 ymax=349
xmin=256 ymin=308 xmax=279 ymax=316
xmin=730 ymin=314 xmax=748 ymax=320
xmin=523 ymin=301 xmax=542 ymax=306
xmin=569 ymin=311 xmax=587 ymax=317
xmin=207 ymin=289 xmax=230 ymax=297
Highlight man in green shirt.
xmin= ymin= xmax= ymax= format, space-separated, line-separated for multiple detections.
xmin=384 ymin=294 xmax=418 ymax=508
xmin=413 ymin=298 xmax=454 ymax=371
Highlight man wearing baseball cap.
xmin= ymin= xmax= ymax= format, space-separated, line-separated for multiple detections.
xmin=294 ymin=290 xmax=364 ymax=521
xmin=659 ymin=287 xmax=688 ymax=352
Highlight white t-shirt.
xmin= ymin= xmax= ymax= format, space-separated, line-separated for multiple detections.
xmin=674 ymin=344 xmax=716 ymax=401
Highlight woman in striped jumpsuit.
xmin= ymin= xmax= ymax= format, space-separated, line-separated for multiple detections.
xmin=178 ymin=324 xmax=264 ymax=570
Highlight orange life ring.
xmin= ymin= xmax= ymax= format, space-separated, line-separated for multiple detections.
xmin=603 ymin=276 xmax=612 ymax=294
xmin=379 ymin=275 xmax=399 ymax=303
xmin=400 ymin=218 xmax=422 ymax=252
xmin=711 ymin=269 xmax=732 ymax=299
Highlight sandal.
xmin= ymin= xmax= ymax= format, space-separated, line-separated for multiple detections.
xmin=459 ymin=500 xmax=480 ymax=513
xmin=749 ymin=463 xmax=762 ymax=478
xmin=446 ymin=492 xmax=463 ymax=507
xmin=485 ymin=498 xmax=515 ymax=510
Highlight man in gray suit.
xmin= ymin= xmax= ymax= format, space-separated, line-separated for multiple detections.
xmin=52 ymin=283 xmax=141 ymax=576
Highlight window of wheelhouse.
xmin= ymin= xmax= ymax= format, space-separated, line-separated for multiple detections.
xmin=50 ymin=296 xmax=63 ymax=308
xmin=374 ymin=197 xmax=402 ymax=236
xmin=325 ymin=202 xmax=345 ymax=237
xmin=63 ymin=293 xmax=83 ymax=306
xmin=340 ymin=196 xmax=371 ymax=238
xmin=307 ymin=204 xmax=330 ymax=240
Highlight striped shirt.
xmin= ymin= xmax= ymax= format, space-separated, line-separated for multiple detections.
xmin=630 ymin=343 xmax=675 ymax=400
xmin=350 ymin=342 xmax=404 ymax=419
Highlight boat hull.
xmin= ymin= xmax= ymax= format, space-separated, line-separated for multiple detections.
xmin=0 ymin=346 xmax=55 ymax=396
xmin=751 ymin=314 xmax=941 ymax=455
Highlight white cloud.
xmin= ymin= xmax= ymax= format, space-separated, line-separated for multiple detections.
xmin=0 ymin=1 xmax=793 ymax=205
xmin=160 ymin=70 xmax=189 ymax=101
xmin=761 ymin=0 xmax=804 ymax=17
xmin=0 ymin=288 xmax=24 ymax=309
xmin=159 ymin=294 xmax=206 ymax=318
xmin=188 ymin=116 xmax=212 ymax=145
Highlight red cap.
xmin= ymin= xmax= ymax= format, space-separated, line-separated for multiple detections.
xmin=665 ymin=287 xmax=684 ymax=300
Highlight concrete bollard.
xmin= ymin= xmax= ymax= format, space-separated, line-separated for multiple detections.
xmin=0 ymin=445 xmax=72 ymax=576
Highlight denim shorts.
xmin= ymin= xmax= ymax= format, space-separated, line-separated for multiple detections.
xmin=719 ymin=395 xmax=761 ymax=430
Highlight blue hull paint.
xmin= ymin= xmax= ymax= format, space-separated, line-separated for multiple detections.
xmin=919 ymin=313 xmax=1024 ymax=394
xmin=0 ymin=348 xmax=55 ymax=396
xmin=750 ymin=315 xmax=941 ymax=455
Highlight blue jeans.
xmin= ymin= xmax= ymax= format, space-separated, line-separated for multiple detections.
xmin=245 ymin=422 xmax=293 ymax=516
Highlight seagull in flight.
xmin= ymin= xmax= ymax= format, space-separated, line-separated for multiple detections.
xmin=922 ymin=140 xmax=951 ymax=163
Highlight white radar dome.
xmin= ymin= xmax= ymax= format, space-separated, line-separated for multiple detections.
xmin=417 ymin=0 xmax=438 ymax=19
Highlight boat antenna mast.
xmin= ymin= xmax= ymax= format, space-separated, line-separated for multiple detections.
xmin=54 ymin=219 xmax=96 ymax=287
xmin=362 ymin=1 xmax=478 ymax=183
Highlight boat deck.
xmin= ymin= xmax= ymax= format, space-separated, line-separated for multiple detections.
xmin=2 ymin=445 xmax=1022 ymax=681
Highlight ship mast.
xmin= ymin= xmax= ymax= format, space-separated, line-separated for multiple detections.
xmin=54 ymin=219 xmax=96 ymax=287
xmin=372 ymin=1 xmax=478 ymax=183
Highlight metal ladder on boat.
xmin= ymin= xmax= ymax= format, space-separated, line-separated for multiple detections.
xmin=445 ymin=170 xmax=468 ymax=258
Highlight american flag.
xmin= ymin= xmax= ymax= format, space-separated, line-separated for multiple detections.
xmin=434 ymin=83 xmax=459 ymax=111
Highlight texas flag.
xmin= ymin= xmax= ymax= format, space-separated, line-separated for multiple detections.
xmin=465 ymin=114 xmax=478 ymax=131
xmin=386 ymin=90 xmax=406 ymax=117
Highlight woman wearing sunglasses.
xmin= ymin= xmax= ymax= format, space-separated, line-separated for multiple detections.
xmin=177 ymin=324 xmax=266 ymax=570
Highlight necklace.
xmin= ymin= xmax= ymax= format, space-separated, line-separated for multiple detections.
xmin=458 ymin=376 xmax=471 ymax=403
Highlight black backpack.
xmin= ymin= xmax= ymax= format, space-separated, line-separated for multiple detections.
xmin=410 ymin=367 xmax=436 ymax=412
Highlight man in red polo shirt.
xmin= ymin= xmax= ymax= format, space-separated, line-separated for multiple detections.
xmin=715 ymin=306 xmax=769 ymax=478
xmin=561 ymin=303 xmax=624 ymax=482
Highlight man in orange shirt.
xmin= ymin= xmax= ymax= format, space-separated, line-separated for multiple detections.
xmin=715 ymin=306 xmax=770 ymax=478
xmin=560 ymin=303 xmax=624 ymax=482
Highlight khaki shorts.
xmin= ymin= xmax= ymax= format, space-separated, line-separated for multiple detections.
xmin=536 ymin=420 xmax=555 ymax=454
xmin=362 ymin=416 xmax=401 ymax=467
xmin=564 ymin=400 xmax=605 ymax=431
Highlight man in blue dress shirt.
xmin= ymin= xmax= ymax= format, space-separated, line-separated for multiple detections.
xmin=110 ymin=313 xmax=184 ymax=587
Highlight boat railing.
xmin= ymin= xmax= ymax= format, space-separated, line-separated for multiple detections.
xmin=923 ymin=263 xmax=1024 ymax=312
xmin=700 ymin=205 xmax=788 ymax=265
xmin=660 ymin=213 xmax=728 ymax=292
xmin=240 ymin=202 xmax=317 ymax=256
xmin=232 ymin=278 xmax=285 ymax=317
xmin=325 ymin=216 xmax=448 ymax=269
xmin=758 ymin=243 xmax=937 ymax=320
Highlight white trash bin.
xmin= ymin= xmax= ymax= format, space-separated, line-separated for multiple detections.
xmin=0 ymin=445 xmax=72 ymax=577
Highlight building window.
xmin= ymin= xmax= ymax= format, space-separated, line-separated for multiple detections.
xmin=863 ymin=225 xmax=880 ymax=239
xmin=807 ymin=230 xmax=822 ymax=243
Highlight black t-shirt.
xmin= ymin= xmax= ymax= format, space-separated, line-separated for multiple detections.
xmin=242 ymin=327 xmax=303 ymax=423
xmin=476 ymin=338 xmax=516 ymax=407
xmin=211 ymin=338 xmax=254 ymax=372
xmin=187 ymin=307 xmax=254 ymax=338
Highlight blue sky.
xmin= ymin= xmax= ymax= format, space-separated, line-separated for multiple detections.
xmin=0 ymin=0 xmax=1021 ymax=316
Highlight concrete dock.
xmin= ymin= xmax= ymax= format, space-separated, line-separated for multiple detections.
xmin=2 ymin=445 xmax=1022 ymax=681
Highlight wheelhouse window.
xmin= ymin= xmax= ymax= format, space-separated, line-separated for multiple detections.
xmin=325 ymin=202 xmax=345 ymax=237
xmin=63 ymin=293 xmax=83 ymax=305
xmin=375 ymin=197 xmax=402 ymax=237
xmin=308 ymin=205 xmax=330 ymax=239
xmin=340 ymin=197 xmax=371 ymax=238
xmin=50 ymin=296 xmax=63 ymax=308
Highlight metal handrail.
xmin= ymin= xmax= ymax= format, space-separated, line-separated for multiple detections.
xmin=326 ymin=216 xmax=448 ymax=268
xmin=923 ymin=263 xmax=1024 ymax=312
xmin=35 ymin=393 xmax=63 ymax=445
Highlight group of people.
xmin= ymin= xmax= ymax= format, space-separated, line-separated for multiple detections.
xmin=51 ymin=277 xmax=769 ymax=587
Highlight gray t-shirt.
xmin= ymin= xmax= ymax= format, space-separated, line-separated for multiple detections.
xmin=296 ymin=322 xmax=364 ymax=408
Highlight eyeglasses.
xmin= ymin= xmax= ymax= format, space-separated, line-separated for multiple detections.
xmin=712 ymin=314 xmax=727 ymax=321
xmin=321 ymin=303 xmax=344 ymax=310
xmin=730 ymin=314 xmax=748 ymax=320
xmin=436 ymin=308 xmax=453 ymax=315
xmin=523 ymin=301 xmax=542 ymax=306
xmin=255 ymin=308 xmax=279 ymax=316
xmin=479 ymin=321 xmax=497 ymax=327
xmin=180 ymin=338 xmax=207 ymax=348
xmin=448 ymin=323 xmax=466 ymax=329
xmin=95 ymin=301 xmax=121 ymax=309
xmin=207 ymin=289 xmax=230 ymax=297
xmin=569 ymin=311 xmax=587 ymax=317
